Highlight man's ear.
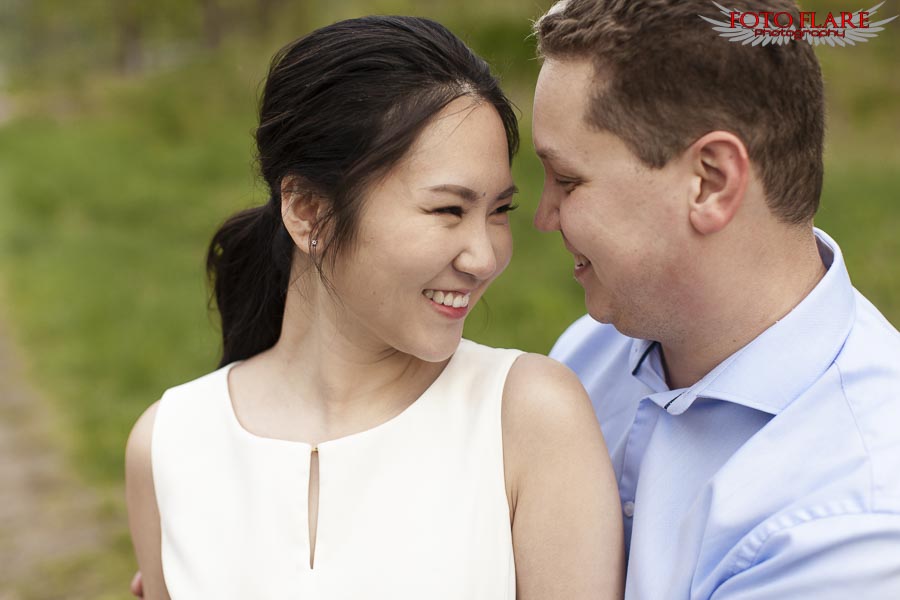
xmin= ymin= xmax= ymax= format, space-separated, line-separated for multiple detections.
xmin=280 ymin=176 xmax=324 ymax=256
xmin=686 ymin=131 xmax=749 ymax=235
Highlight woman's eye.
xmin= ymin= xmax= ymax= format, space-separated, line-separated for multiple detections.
xmin=494 ymin=203 xmax=519 ymax=215
xmin=434 ymin=206 xmax=464 ymax=217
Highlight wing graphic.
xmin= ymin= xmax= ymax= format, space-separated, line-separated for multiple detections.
xmin=802 ymin=2 xmax=898 ymax=47
xmin=698 ymin=1 xmax=896 ymax=47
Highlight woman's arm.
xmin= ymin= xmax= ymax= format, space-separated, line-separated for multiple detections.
xmin=125 ymin=401 xmax=171 ymax=600
xmin=503 ymin=354 xmax=625 ymax=599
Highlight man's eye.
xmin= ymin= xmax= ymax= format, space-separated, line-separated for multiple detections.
xmin=434 ymin=206 xmax=464 ymax=217
xmin=555 ymin=178 xmax=579 ymax=193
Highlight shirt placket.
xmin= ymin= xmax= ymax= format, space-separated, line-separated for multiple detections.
xmin=616 ymin=396 xmax=661 ymax=554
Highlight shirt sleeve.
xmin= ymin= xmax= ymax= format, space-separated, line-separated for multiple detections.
xmin=710 ymin=512 xmax=900 ymax=599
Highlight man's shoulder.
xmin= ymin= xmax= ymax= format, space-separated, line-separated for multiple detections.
xmin=823 ymin=289 xmax=900 ymax=512
xmin=834 ymin=289 xmax=900 ymax=397
xmin=549 ymin=314 xmax=634 ymax=362
xmin=848 ymin=288 xmax=900 ymax=350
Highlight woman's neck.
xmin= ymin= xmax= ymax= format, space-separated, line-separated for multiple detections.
xmin=228 ymin=281 xmax=446 ymax=445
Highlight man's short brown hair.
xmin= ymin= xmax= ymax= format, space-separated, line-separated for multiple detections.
xmin=535 ymin=0 xmax=825 ymax=224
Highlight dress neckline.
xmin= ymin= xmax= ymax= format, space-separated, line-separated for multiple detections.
xmin=220 ymin=339 xmax=469 ymax=450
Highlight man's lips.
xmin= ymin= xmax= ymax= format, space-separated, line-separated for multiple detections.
xmin=563 ymin=239 xmax=591 ymax=269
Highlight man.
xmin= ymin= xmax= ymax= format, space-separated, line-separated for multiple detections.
xmin=532 ymin=0 xmax=900 ymax=598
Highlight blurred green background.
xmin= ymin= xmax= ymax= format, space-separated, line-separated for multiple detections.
xmin=0 ymin=0 xmax=896 ymax=597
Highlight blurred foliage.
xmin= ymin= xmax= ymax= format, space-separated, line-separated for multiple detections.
xmin=0 ymin=1 xmax=897 ymax=597
xmin=0 ymin=0 xmax=536 ymax=89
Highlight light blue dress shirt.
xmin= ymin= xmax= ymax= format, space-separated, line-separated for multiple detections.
xmin=551 ymin=229 xmax=900 ymax=599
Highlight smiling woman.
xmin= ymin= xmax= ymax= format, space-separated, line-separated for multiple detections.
xmin=124 ymin=14 xmax=623 ymax=600
xmin=306 ymin=96 xmax=517 ymax=363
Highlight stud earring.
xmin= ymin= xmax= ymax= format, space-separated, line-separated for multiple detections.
xmin=311 ymin=239 xmax=318 ymax=247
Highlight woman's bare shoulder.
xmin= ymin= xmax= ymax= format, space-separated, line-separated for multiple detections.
xmin=126 ymin=400 xmax=160 ymax=473
xmin=502 ymin=353 xmax=597 ymax=435
xmin=500 ymin=353 xmax=624 ymax=598
xmin=500 ymin=352 xmax=607 ymax=500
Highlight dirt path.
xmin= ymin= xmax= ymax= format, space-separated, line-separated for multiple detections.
xmin=0 ymin=317 xmax=112 ymax=597
xmin=0 ymin=96 xmax=10 ymax=124
xmin=0 ymin=72 xmax=11 ymax=125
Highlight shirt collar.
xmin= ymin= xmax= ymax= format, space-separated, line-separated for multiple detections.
xmin=629 ymin=339 xmax=658 ymax=377
xmin=631 ymin=228 xmax=856 ymax=415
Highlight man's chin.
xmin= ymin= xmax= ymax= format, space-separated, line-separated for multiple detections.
xmin=586 ymin=302 xmax=641 ymax=339
xmin=585 ymin=299 xmax=614 ymax=327
xmin=582 ymin=284 xmax=609 ymax=318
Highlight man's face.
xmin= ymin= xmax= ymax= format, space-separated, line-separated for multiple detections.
xmin=532 ymin=58 xmax=694 ymax=339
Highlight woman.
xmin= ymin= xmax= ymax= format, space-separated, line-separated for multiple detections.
xmin=126 ymin=16 xmax=623 ymax=599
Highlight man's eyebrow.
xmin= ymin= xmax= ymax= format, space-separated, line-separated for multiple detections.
xmin=424 ymin=183 xmax=518 ymax=201
xmin=535 ymin=147 xmax=580 ymax=174
xmin=535 ymin=146 xmax=558 ymax=161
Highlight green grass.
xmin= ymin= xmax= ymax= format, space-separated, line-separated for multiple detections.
xmin=0 ymin=109 xmax=254 ymax=483
xmin=816 ymin=162 xmax=900 ymax=319
xmin=0 ymin=54 xmax=268 ymax=598
xmin=0 ymin=24 xmax=897 ymax=598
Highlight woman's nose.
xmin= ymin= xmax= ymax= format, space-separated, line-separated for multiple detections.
xmin=453 ymin=224 xmax=499 ymax=280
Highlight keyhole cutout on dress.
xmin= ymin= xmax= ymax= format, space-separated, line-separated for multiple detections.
xmin=308 ymin=447 xmax=320 ymax=569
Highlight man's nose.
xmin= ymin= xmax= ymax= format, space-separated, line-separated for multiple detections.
xmin=533 ymin=187 xmax=561 ymax=232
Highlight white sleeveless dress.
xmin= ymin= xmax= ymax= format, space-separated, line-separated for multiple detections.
xmin=152 ymin=339 xmax=522 ymax=599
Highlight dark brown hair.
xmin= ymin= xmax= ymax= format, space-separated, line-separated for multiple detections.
xmin=207 ymin=16 xmax=519 ymax=366
xmin=535 ymin=0 xmax=824 ymax=224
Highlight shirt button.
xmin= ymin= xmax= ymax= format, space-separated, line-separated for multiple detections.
xmin=623 ymin=501 xmax=635 ymax=518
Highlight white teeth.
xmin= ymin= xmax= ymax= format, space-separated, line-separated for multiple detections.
xmin=423 ymin=289 xmax=471 ymax=309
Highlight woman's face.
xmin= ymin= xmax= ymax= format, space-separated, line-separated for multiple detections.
xmin=327 ymin=97 xmax=516 ymax=362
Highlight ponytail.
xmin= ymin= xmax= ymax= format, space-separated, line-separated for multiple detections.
xmin=206 ymin=199 xmax=293 ymax=367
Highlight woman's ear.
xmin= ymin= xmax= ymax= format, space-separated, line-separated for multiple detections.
xmin=280 ymin=176 xmax=324 ymax=256
xmin=686 ymin=131 xmax=749 ymax=236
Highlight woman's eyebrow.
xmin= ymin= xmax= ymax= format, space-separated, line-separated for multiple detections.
xmin=497 ymin=184 xmax=518 ymax=199
xmin=424 ymin=183 xmax=518 ymax=201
